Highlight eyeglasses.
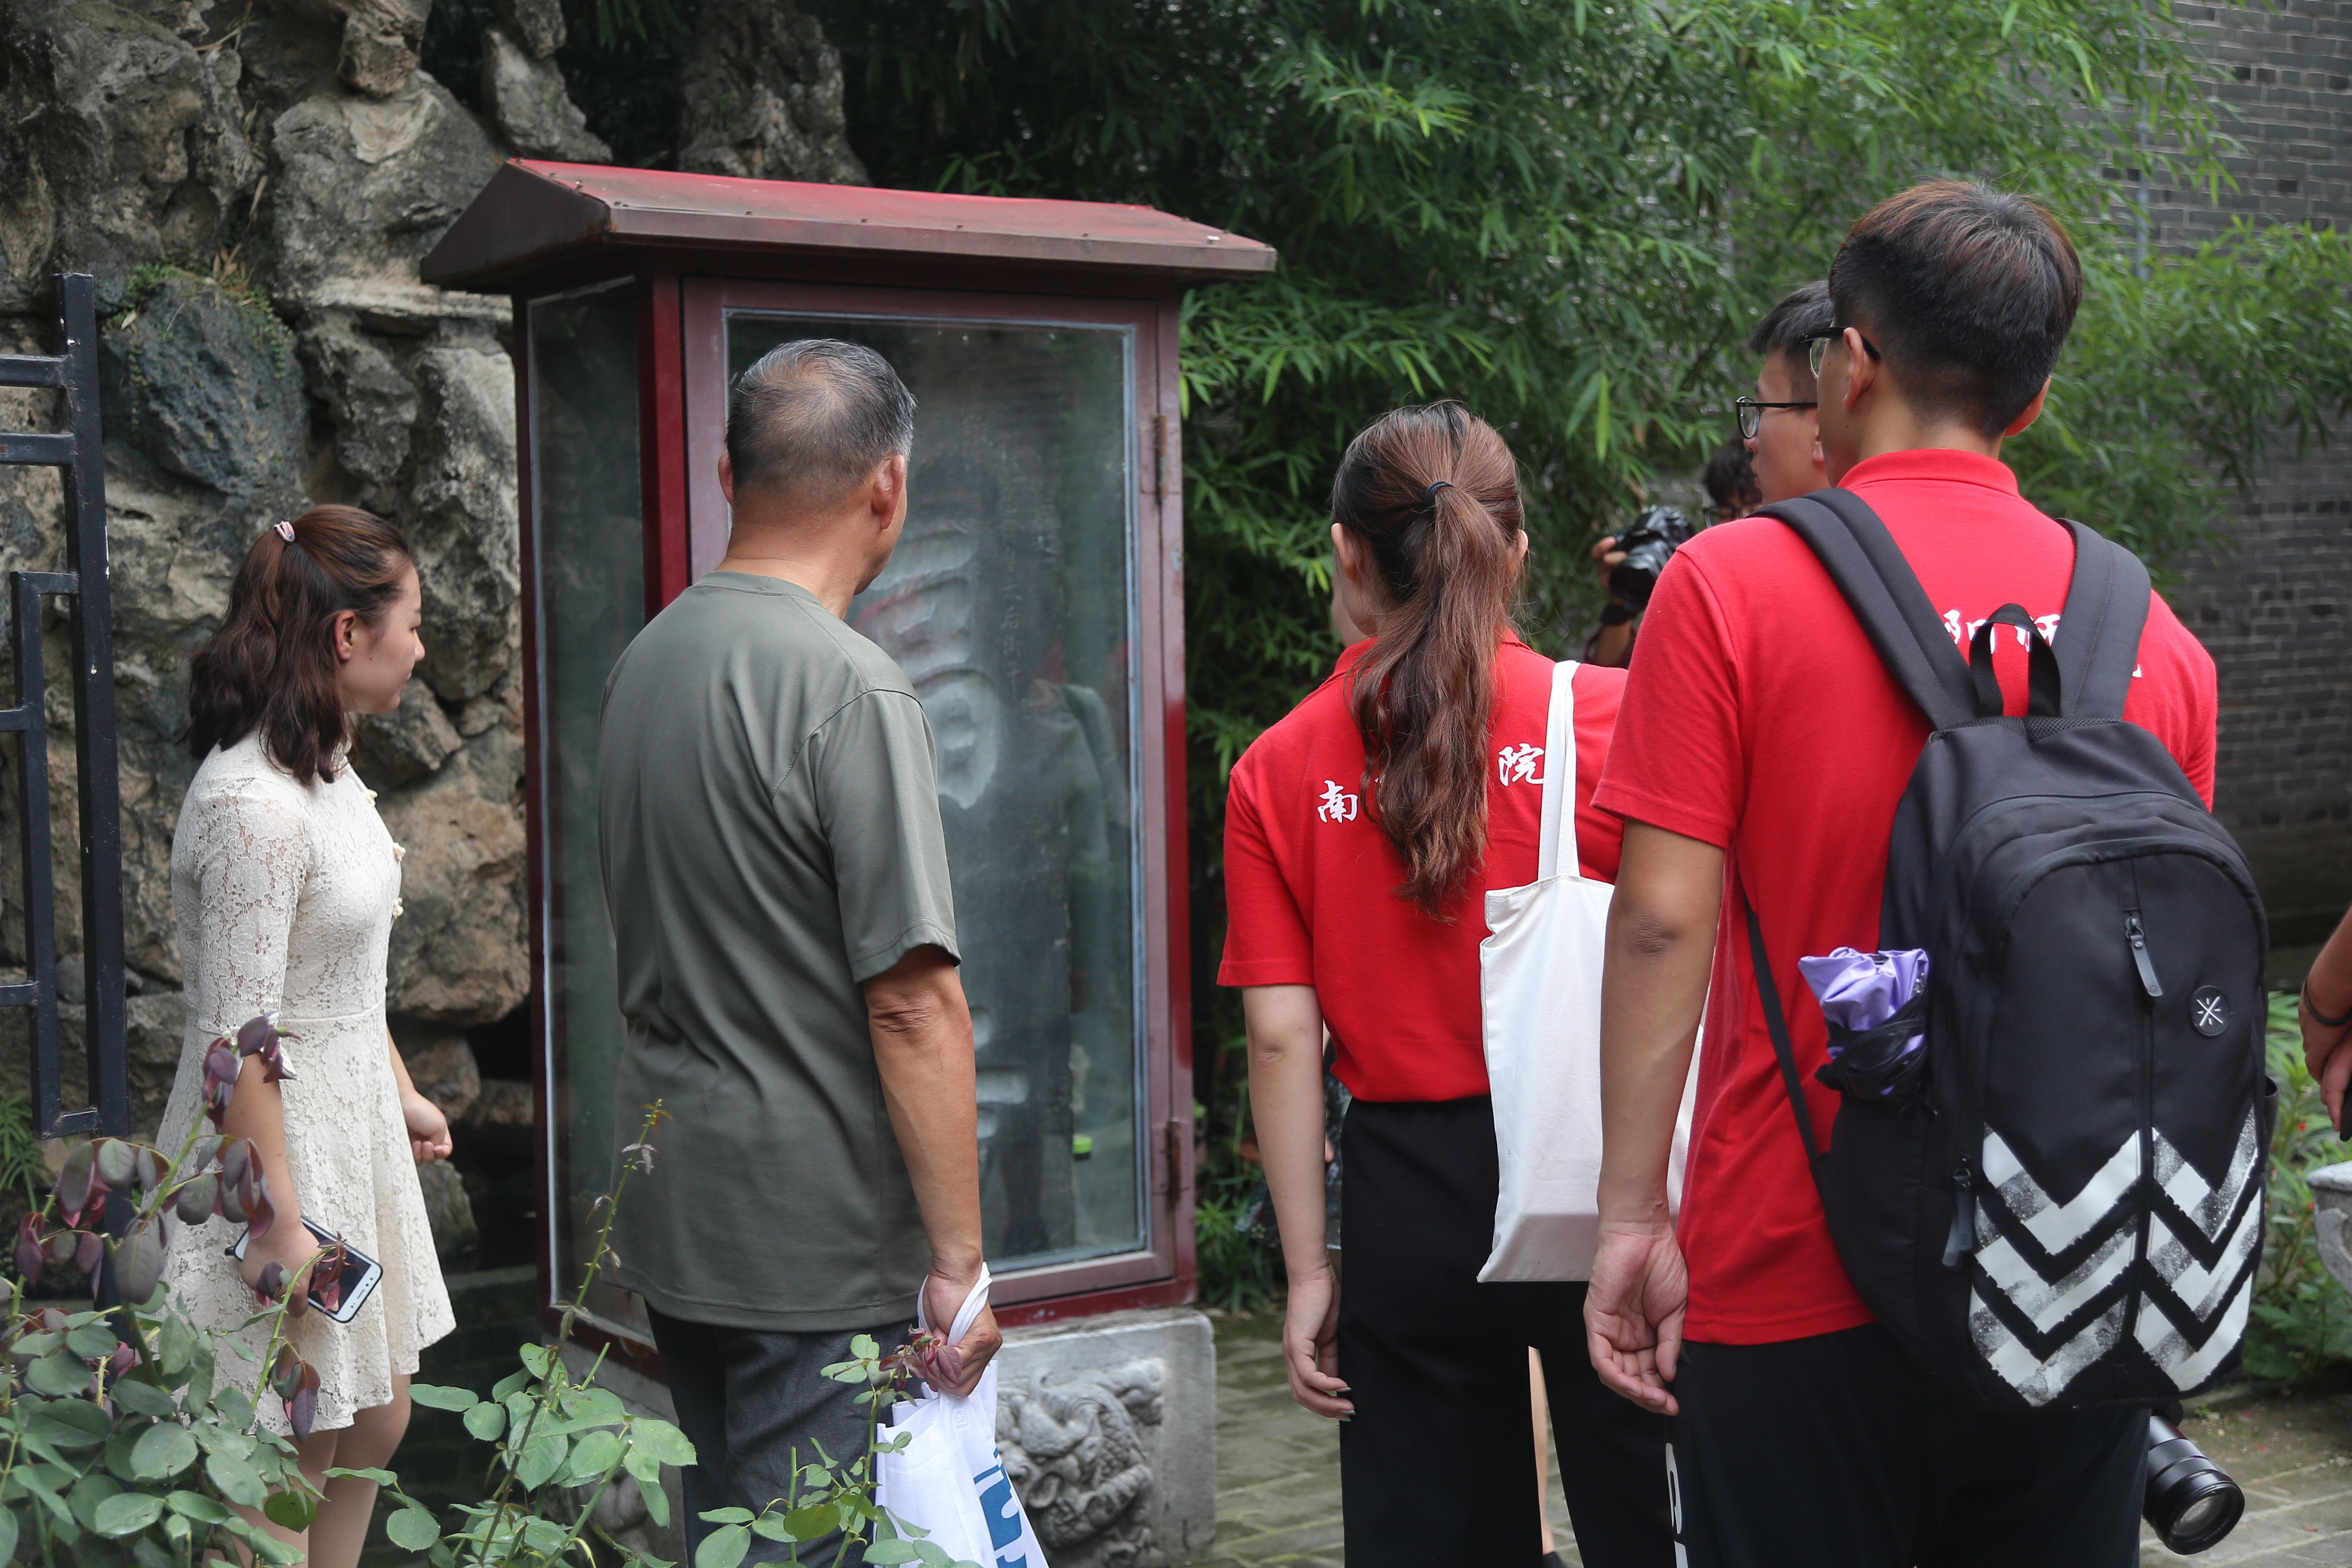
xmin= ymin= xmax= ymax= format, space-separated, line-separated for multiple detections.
xmin=1804 ymin=327 xmax=1883 ymax=379
xmin=1735 ymin=396 xmax=1817 ymax=439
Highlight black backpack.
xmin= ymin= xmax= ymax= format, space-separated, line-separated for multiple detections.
xmin=1747 ymin=488 xmax=2272 ymax=1413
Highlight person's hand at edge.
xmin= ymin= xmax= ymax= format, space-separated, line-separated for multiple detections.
xmin=916 ymin=1262 xmax=1001 ymax=1397
xmin=1283 ymin=1262 xmax=1351 ymax=1418
xmin=1585 ymin=1219 xmax=1687 ymax=1416
xmin=402 ymin=1088 xmax=453 ymax=1164
xmin=2302 ymin=903 xmax=2352 ymax=1132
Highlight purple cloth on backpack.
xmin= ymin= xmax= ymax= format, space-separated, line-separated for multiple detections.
xmin=1799 ymin=946 xmax=1930 ymax=1060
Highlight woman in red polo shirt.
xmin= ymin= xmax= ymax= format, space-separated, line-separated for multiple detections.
xmin=1221 ymin=403 xmax=1671 ymax=1567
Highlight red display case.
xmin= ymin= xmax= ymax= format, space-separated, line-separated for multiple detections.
xmin=422 ymin=162 xmax=1274 ymax=1351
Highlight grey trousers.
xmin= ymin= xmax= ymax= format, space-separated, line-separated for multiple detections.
xmin=649 ymin=1307 xmax=916 ymax=1564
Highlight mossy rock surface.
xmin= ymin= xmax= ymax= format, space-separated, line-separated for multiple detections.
xmin=98 ymin=271 xmax=304 ymax=501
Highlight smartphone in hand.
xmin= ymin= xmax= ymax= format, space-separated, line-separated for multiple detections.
xmin=224 ymin=1217 xmax=383 ymax=1324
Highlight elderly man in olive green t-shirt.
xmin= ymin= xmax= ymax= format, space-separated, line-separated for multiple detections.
xmin=596 ymin=340 xmax=997 ymax=1562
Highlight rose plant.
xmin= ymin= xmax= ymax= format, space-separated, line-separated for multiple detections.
xmin=0 ymin=1051 xmax=982 ymax=1568
xmin=388 ymin=1104 xmax=979 ymax=1568
xmin=0 ymin=1015 xmax=349 ymax=1567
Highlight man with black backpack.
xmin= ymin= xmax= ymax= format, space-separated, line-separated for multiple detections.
xmin=1584 ymin=182 xmax=2254 ymax=1566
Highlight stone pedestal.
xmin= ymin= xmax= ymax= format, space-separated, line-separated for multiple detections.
xmin=994 ymin=1307 xmax=1217 ymax=1568
xmin=563 ymin=1304 xmax=1218 ymax=1568
xmin=2308 ymin=1163 xmax=2352 ymax=1295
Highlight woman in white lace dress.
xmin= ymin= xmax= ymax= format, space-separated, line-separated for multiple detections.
xmin=156 ymin=505 xmax=457 ymax=1568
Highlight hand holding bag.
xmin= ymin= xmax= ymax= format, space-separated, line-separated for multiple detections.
xmin=1477 ymin=660 xmax=1700 ymax=1282
xmin=873 ymin=1266 xmax=1049 ymax=1568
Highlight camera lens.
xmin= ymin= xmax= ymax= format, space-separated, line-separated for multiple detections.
xmin=2144 ymin=1414 xmax=2244 ymax=1556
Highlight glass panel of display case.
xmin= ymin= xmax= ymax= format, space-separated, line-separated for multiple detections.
xmin=725 ymin=311 xmax=1146 ymax=1273
xmin=528 ymin=280 xmax=648 ymax=1332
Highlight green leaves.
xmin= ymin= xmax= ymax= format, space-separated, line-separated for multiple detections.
xmin=512 ymin=1430 xmax=569 ymax=1490
xmin=630 ymin=1418 xmax=695 ymax=1468
xmin=111 ymin=1378 xmax=180 ymax=1419
xmin=27 ymin=1351 xmax=90 ymax=1397
xmin=782 ymin=1503 xmax=841 ymax=1541
xmin=263 ymin=1489 xmax=316 ymax=1532
xmin=463 ymin=1401 xmax=508 ymax=1441
xmin=92 ymin=1491 xmax=163 ymax=1537
xmin=408 ymin=1383 xmax=482 ymax=1412
xmin=205 ymin=1447 xmax=268 ymax=1508
xmin=694 ymin=1523 xmax=750 ymax=1568
xmin=564 ymin=1429 xmax=625 ymax=1484
xmin=386 ymin=1505 xmax=442 ymax=1550
xmin=165 ymin=1491 xmax=234 ymax=1524
xmin=129 ymin=1421 xmax=199 ymax=1481
xmin=64 ymin=1323 xmax=117 ymax=1359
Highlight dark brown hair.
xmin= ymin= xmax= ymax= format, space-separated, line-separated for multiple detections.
xmin=187 ymin=506 xmax=414 ymax=785
xmin=1830 ymin=181 xmax=2083 ymax=436
xmin=1332 ymin=403 xmax=1525 ymax=916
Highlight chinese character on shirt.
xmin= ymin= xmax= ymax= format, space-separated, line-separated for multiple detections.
xmin=1317 ymin=780 xmax=1360 ymax=823
xmin=1496 ymin=743 xmax=1545 ymax=787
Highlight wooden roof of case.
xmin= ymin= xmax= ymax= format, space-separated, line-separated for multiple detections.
xmin=420 ymin=161 xmax=1277 ymax=292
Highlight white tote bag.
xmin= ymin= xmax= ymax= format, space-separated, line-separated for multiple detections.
xmin=874 ymin=1267 xmax=1049 ymax=1568
xmin=1477 ymin=660 xmax=1700 ymax=1282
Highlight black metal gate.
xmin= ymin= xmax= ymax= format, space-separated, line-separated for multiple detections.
xmin=0 ymin=273 xmax=128 ymax=1140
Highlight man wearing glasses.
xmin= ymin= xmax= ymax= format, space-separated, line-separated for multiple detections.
xmin=1586 ymin=182 xmax=2219 ymax=1566
xmin=1733 ymin=279 xmax=1833 ymax=508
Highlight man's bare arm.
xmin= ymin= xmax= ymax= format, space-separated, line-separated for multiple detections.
xmin=1584 ymin=821 xmax=1723 ymax=1414
xmin=865 ymin=943 xmax=999 ymax=1393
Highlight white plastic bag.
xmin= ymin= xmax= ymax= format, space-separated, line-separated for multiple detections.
xmin=1477 ymin=660 xmax=1700 ymax=1281
xmin=874 ymin=1266 xmax=1048 ymax=1568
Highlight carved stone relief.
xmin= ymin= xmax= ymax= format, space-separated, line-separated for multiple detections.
xmin=996 ymin=1358 xmax=1164 ymax=1568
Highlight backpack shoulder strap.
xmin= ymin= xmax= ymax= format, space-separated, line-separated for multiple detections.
xmin=2053 ymin=520 xmax=2151 ymax=721
xmin=1752 ymin=490 xmax=1977 ymax=732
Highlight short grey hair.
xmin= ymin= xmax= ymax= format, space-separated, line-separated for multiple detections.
xmin=724 ymin=338 xmax=916 ymax=502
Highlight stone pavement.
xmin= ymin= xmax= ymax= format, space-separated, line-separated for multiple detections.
xmin=1200 ymin=1311 xmax=1580 ymax=1567
xmin=1197 ymin=1310 xmax=2352 ymax=1565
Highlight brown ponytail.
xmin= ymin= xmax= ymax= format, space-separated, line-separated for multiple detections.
xmin=1332 ymin=403 xmax=1525 ymax=916
xmin=188 ymin=505 xmax=414 ymax=785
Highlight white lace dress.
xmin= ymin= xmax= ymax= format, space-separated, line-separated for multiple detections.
xmin=155 ymin=732 xmax=455 ymax=1434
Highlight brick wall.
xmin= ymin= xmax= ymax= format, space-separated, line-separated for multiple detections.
xmin=2139 ymin=3 xmax=2352 ymax=943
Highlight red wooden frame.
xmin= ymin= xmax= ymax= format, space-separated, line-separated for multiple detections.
xmin=457 ymin=163 xmax=1257 ymax=1358
xmin=519 ymin=271 xmax=1197 ymax=1356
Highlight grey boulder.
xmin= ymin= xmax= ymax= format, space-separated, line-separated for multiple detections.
xmin=483 ymin=26 xmax=609 ymax=162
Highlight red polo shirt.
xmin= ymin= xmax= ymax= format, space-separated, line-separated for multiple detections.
xmin=1219 ymin=637 xmax=1626 ymax=1102
xmin=1593 ymin=448 xmax=2219 ymax=1344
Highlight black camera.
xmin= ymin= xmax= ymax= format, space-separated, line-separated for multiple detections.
xmin=1608 ymin=505 xmax=1695 ymax=611
xmin=2144 ymin=1412 xmax=2244 ymax=1555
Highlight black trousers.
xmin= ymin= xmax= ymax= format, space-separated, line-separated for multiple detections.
xmin=1338 ymin=1096 xmax=1674 ymax=1568
xmin=649 ymin=1306 xmax=915 ymax=1565
xmin=1671 ymin=1323 xmax=2146 ymax=1568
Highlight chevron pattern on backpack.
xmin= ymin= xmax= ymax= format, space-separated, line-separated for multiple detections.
xmin=1964 ymin=1112 xmax=2263 ymax=1407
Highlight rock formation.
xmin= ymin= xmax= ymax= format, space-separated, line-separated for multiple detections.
xmin=0 ymin=0 xmax=867 ymax=1256
xmin=482 ymin=28 xmax=610 ymax=162
xmin=678 ymin=0 xmax=867 ymax=184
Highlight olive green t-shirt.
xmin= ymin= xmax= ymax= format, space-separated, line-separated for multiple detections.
xmin=596 ymin=572 xmax=956 ymax=1332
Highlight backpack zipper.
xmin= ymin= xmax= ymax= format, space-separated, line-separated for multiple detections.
xmin=1942 ymin=1161 xmax=1975 ymax=1269
xmin=2126 ymin=913 xmax=2163 ymax=998
xmin=2125 ymin=890 xmax=2159 ymax=1347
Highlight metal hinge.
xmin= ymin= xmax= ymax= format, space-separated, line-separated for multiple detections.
xmin=1158 ymin=1117 xmax=1187 ymax=1197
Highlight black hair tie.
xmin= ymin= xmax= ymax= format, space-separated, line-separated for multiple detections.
xmin=1422 ymin=479 xmax=1455 ymax=510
